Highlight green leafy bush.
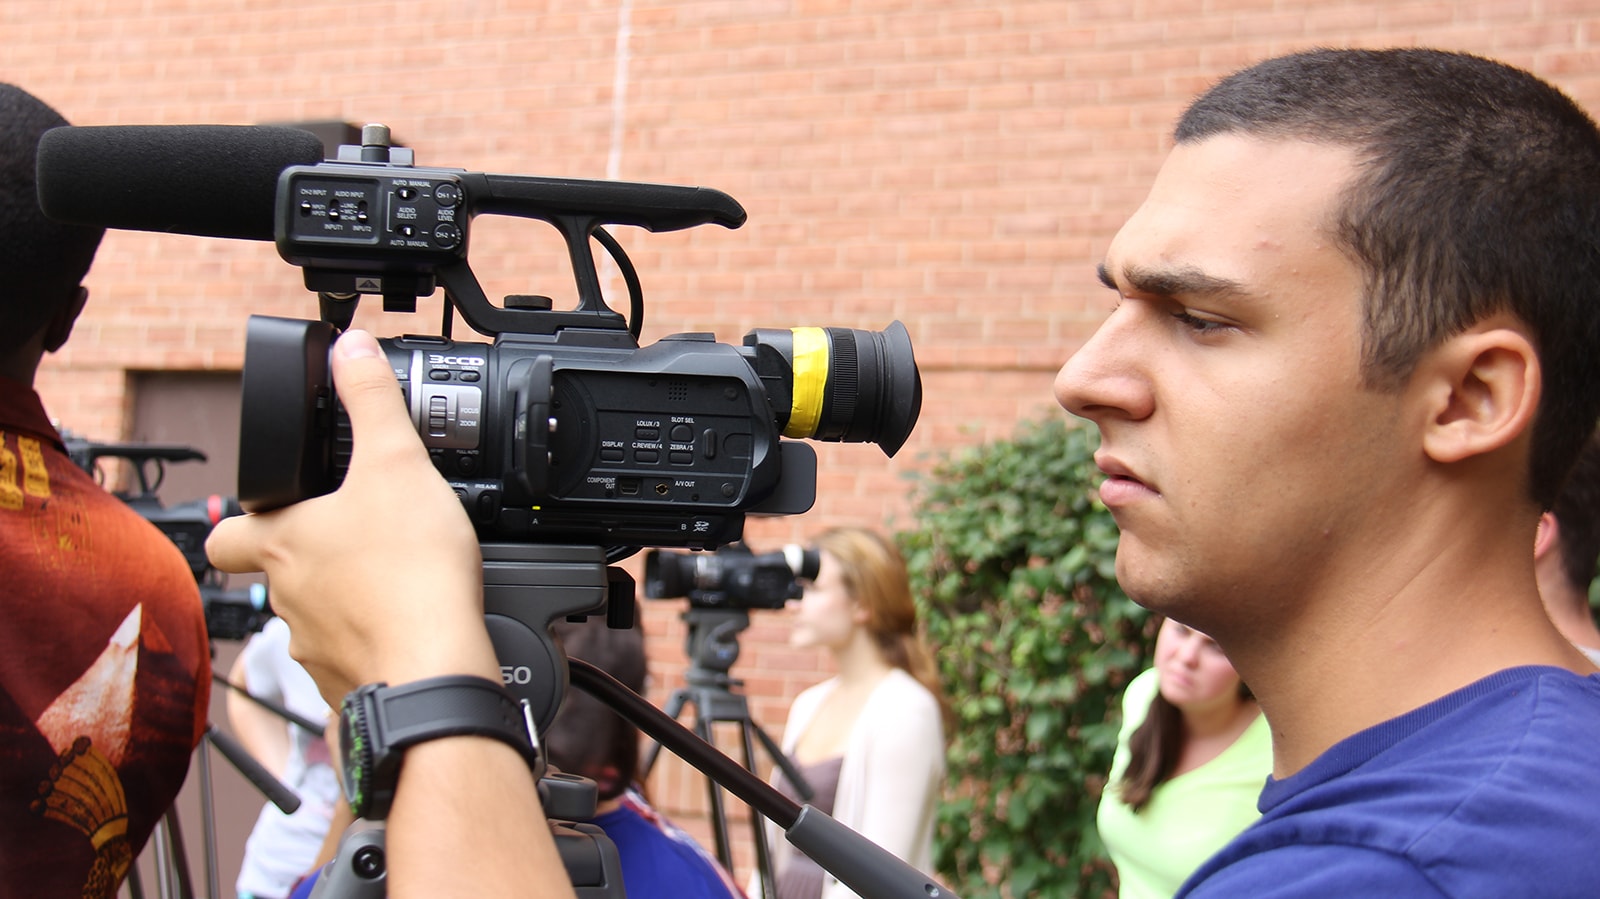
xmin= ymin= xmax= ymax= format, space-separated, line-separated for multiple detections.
xmin=899 ymin=416 xmax=1154 ymax=898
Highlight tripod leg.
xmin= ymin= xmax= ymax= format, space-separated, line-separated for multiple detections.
xmin=738 ymin=720 xmax=779 ymax=899
xmin=693 ymin=712 xmax=736 ymax=873
xmin=152 ymin=805 xmax=195 ymax=899
xmin=195 ymin=730 xmax=222 ymax=899
xmin=751 ymin=720 xmax=812 ymax=802
xmin=641 ymin=688 xmax=690 ymax=778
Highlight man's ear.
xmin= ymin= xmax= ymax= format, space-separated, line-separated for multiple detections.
xmin=1535 ymin=511 xmax=1560 ymax=562
xmin=40 ymin=286 xmax=89 ymax=354
xmin=1417 ymin=321 xmax=1540 ymax=465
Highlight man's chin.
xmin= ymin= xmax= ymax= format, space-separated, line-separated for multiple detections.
xmin=1115 ymin=551 xmax=1188 ymax=615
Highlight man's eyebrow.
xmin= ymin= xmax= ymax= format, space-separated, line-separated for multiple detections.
xmin=1097 ymin=261 xmax=1248 ymax=301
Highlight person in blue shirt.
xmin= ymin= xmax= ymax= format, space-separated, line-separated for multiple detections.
xmin=545 ymin=608 xmax=744 ymax=899
xmin=1055 ymin=47 xmax=1600 ymax=897
xmin=1534 ymin=431 xmax=1600 ymax=666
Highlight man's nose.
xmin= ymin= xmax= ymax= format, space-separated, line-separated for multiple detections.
xmin=1053 ymin=307 xmax=1153 ymax=424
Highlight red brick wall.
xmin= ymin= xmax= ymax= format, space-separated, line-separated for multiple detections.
xmin=10 ymin=0 xmax=1600 ymax=885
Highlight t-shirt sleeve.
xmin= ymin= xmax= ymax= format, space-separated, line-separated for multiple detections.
xmin=1184 ymin=844 xmax=1446 ymax=897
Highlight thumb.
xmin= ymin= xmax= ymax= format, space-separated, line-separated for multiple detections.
xmin=329 ymin=330 xmax=428 ymax=475
xmin=205 ymin=510 xmax=272 ymax=575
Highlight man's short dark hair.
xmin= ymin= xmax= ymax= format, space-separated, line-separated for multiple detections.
xmin=0 ymin=83 xmax=104 ymax=356
xmin=546 ymin=607 xmax=648 ymax=802
xmin=1176 ymin=48 xmax=1600 ymax=508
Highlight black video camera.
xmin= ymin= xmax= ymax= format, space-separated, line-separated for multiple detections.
xmin=643 ymin=543 xmax=821 ymax=610
xmin=63 ymin=435 xmax=272 ymax=641
xmin=238 ymin=125 xmax=922 ymax=556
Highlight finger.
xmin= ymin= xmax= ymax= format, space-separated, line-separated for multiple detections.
xmin=328 ymin=329 xmax=431 ymax=471
xmin=205 ymin=510 xmax=271 ymax=574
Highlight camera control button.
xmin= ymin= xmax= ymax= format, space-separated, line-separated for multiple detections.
xmin=459 ymin=371 xmax=481 ymax=382
xmin=600 ymin=447 xmax=625 ymax=463
xmin=433 ymin=223 xmax=461 ymax=249
xmin=670 ymin=451 xmax=694 ymax=465
xmin=670 ymin=424 xmax=693 ymax=443
xmin=429 ymin=369 xmax=451 ymax=381
xmin=635 ymin=449 xmax=660 ymax=464
xmin=434 ymin=183 xmax=462 ymax=207
xmin=476 ymin=490 xmax=500 ymax=521
xmin=699 ymin=430 xmax=718 ymax=459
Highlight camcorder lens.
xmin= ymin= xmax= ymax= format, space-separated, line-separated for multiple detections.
xmin=745 ymin=321 xmax=922 ymax=457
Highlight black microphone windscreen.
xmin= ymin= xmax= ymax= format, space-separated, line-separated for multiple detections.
xmin=37 ymin=124 xmax=327 ymax=241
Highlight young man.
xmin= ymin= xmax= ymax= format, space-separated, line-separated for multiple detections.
xmin=1056 ymin=48 xmax=1600 ymax=895
xmin=1535 ymin=433 xmax=1600 ymax=666
xmin=0 ymin=83 xmax=211 ymax=894
xmin=207 ymin=48 xmax=1600 ymax=896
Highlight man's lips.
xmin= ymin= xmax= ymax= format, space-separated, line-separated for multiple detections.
xmin=1095 ymin=455 xmax=1157 ymax=507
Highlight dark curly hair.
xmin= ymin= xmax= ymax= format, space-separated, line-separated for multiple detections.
xmin=0 ymin=83 xmax=104 ymax=357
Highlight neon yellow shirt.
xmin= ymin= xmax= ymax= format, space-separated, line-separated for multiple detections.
xmin=1095 ymin=667 xmax=1272 ymax=899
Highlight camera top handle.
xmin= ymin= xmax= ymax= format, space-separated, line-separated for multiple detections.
xmin=275 ymin=125 xmax=748 ymax=340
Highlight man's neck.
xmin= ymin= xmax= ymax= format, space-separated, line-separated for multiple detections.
xmin=0 ymin=352 xmax=41 ymax=387
xmin=1222 ymin=513 xmax=1581 ymax=776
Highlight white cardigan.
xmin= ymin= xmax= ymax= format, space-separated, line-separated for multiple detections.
xmin=751 ymin=667 xmax=945 ymax=899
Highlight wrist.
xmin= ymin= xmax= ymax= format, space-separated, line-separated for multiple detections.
xmin=338 ymin=674 xmax=538 ymax=820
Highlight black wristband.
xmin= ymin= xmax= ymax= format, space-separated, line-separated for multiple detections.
xmin=340 ymin=674 xmax=539 ymax=820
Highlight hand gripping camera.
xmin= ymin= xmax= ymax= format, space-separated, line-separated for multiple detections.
xmin=236 ymin=125 xmax=923 ymax=554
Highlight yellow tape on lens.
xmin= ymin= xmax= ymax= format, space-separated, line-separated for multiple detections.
xmin=787 ymin=327 xmax=829 ymax=438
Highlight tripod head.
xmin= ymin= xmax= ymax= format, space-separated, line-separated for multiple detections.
xmin=479 ymin=542 xmax=635 ymax=734
xmin=313 ymin=543 xmax=635 ymax=898
xmin=681 ymin=607 xmax=754 ymax=686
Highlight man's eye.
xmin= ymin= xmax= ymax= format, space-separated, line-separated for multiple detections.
xmin=1173 ymin=310 xmax=1226 ymax=333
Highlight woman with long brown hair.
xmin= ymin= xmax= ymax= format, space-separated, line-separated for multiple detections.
xmin=756 ymin=526 xmax=948 ymax=899
xmin=1096 ymin=617 xmax=1271 ymax=898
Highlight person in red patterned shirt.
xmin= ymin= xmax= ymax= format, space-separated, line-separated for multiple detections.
xmin=0 ymin=82 xmax=211 ymax=898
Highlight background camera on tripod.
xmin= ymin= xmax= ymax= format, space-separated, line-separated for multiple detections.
xmin=643 ymin=543 xmax=821 ymax=611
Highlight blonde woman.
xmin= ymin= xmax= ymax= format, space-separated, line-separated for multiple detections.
xmin=756 ymin=527 xmax=947 ymax=899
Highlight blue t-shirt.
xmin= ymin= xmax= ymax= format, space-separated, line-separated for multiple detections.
xmin=597 ymin=790 xmax=743 ymax=899
xmin=1179 ymin=667 xmax=1600 ymax=898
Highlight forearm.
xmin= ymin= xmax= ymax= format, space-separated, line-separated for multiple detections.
xmin=387 ymin=736 xmax=576 ymax=899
